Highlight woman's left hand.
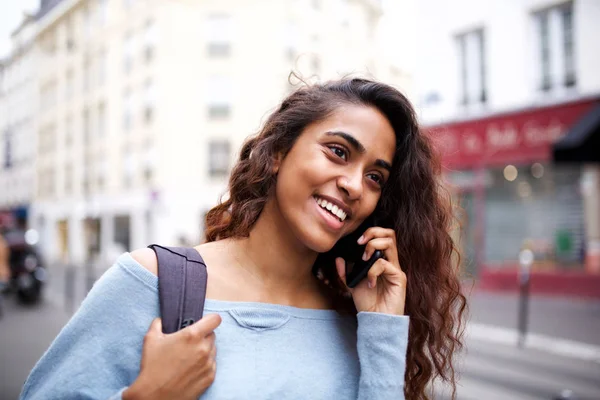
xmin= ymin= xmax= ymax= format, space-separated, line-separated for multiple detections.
xmin=336 ymin=227 xmax=407 ymax=315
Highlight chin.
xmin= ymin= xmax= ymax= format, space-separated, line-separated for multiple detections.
xmin=298 ymin=226 xmax=340 ymax=254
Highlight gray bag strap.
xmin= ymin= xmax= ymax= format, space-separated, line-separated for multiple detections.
xmin=148 ymin=244 xmax=208 ymax=334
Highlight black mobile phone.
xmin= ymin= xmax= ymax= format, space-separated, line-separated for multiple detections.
xmin=330 ymin=216 xmax=385 ymax=288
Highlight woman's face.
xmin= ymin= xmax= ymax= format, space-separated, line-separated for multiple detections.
xmin=273 ymin=104 xmax=396 ymax=253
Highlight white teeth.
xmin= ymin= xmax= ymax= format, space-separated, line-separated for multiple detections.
xmin=315 ymin=197 xmax=347 ymax=222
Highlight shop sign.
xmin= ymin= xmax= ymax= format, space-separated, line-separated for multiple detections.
xmin=427 ymin=99 xmax=598 ymax=168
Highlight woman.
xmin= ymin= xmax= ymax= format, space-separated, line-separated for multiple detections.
xmin=20 ymin=78 xmax=466 ymax=399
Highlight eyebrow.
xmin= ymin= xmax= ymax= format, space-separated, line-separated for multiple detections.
xmin=324 ymin=130 xmax=392 ymax=171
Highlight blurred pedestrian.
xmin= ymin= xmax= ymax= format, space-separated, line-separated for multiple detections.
xmin=20 ymin=78 xmax=467 ymax=400
xmin=0 ymin=233 xmax=10 ymax=290
xmin=0 ymin=233 xmax=10 ymax=318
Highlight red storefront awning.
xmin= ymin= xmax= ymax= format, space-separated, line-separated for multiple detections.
xmin=425 ymin=98 xmax=599 ymax=169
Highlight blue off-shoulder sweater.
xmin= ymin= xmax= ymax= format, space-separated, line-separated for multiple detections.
xmin=20 ymin=253 xmax=409 ymax=399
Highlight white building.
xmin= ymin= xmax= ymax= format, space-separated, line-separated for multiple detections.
xmin=29 ymin=0 xmax=410 ymax=266
xmin=0 ymin=14 xmax=38 ymax=230
xmin=414 ymin=0 xmax=600 ymax=292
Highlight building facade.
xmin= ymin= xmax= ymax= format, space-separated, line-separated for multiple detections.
xmin=27 ymin=0 xmax=407 ymax=266
xmin=416 ymin=0 xmax=600 ymax=296
xmin=0 ymin=14 xmax=39 ymax=231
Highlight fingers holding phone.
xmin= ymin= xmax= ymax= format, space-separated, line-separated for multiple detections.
xmin=337 ymin=226 xmax=407 ymax=316
xmin=357 ymin=227 xmax=400 ymax=267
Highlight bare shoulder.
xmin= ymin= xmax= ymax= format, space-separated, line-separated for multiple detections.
xmin=130 ymin=248 xmax=158 ymax=276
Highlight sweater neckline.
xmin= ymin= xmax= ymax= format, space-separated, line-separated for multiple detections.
xmin=204 ymin=299 xmax=352 ymax=320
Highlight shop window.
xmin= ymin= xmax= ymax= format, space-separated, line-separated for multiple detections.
xmin=484 ymin=164 xmax=584 ymax=268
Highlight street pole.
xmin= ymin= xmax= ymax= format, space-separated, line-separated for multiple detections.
xmin=517 ymin=249 xmax=534 ymax=348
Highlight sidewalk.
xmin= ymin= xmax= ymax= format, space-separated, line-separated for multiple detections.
xmin=468 ymin=291 xmax=600 ymax=347
xmin=0 ymin=295 xmax=71 ymax=399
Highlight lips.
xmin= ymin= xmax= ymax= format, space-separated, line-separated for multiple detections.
xmin=313 ymin=195 xmax=352 ymax=221
xmin=313 ymin=198 xmax=345 ymax=231
xmin=315 ymin=197 xmax=347 ymax=222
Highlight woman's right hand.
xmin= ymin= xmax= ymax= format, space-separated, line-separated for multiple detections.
xmin=123 ymin=313 xmax=222 ymax=400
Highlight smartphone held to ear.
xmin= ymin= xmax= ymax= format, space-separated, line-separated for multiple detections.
xmin=332 ymin=217 xmax=385 ymax=288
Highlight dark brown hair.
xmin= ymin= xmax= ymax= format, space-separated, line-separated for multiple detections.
xmin=205 ymin=78 xmax=467 ymax=399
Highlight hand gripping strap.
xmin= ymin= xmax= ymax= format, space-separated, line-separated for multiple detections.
xmin=148 ymin=245 xmax=208 ymax=334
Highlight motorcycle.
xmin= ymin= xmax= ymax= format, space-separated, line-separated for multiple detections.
xmin=4 ymin=229 xmax=46 ymax=304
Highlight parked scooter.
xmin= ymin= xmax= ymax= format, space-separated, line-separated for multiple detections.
xmin=4 ymin=229 xmax=46 ymax=304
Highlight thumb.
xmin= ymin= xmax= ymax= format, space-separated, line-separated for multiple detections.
xmin=189 ymin=313 xmax=222 ymax=337
xmin=148 ymin=318 xmax=163 ymax=334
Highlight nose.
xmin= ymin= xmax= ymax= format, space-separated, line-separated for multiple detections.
xmin=337 ymin=171 xmax=363 ymax=200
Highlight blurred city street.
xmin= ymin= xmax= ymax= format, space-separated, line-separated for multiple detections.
xmin=0 ymin=294 xmax=70 ymax=400
xmin=1 ymin=270 xmax=600 ymax=400
xmin=1 ymin=0 xmax=600 ymax=398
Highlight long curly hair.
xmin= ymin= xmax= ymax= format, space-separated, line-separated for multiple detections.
xmin=204 ymin=78 xmax=467 ymax=399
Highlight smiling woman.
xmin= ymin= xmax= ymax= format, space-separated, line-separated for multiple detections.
xmin=203 ymin=78 xmax=468 ymax=398
xmin=20 ymin=78 xmax=467 ymax=400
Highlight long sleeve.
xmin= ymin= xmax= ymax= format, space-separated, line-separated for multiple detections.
xmin=19 ymin=254 xmax=160 ymax=400
xmin=356 ymin=312 xmax=409 ymax=400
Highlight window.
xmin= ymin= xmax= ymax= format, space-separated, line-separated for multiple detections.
xmin=206 ymin=76 xmax=232 ymax=119
xmin=284 ymin=22 xmax=299 ymax=62
xmin=123 ymin=33 xmax=134 ymax=73
xmin=144 ymin=20 xmax=157 ymax=62
xmin=65 ymin=16 xmax=75 ymax=52
xmin=123 ymin=152 xmax=135 ymax=187
xmin=39 ymin=124 xmax=57 ymax=154
xmin=98 ymin=103 xmax=106 ymax=136
xmin=311 ymin=54 xmax=321 ymax=74
xmin=83 ymin=108 xmax=91 ymax=143
xmin=65 ymin=115 xmax=73 ymax=146
xmin=65 ymin=163 xmax=73 ymax=195
xmin=561 ymin=5 xmax=575 ymax=87
xmin=3 ymin=129 xmax=12 ymax=170
xmin=123 ymin=90 xmax=133 ymax=130
xmin=208 ymin=140 xmax=230 ymax=177
xmin=98 ymin=157 xmax=108 ymax=189
xmin=97 ymin=50 xmax=107 ymax=85
xmin=206 ymin=14 xmax=232 ymax=57
xmin=456 ymin=29 xmax=486 ymax=106
xmin=143 ymin=142 xmax=156 ymax=183
xmin=143 ymin=79 xmax=155 ymax=124
xmin=533 ymin=2 xmax=575 ymax=92
xmin=83 ymin=56 xmax=91 ymax=92
xmin=98 ymin=0 xmax=108 ymax=26
xmin=538 ymin=11 xmax=551 ymax=90
xmin=66 ymin=70 xmax=74 ymax=100
xmin=83 ymin=5 xmax=93 ymax=38
xmin=41 ymin=81 xmax=57 ymax=109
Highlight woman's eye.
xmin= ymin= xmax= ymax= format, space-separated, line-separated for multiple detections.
xmin=367 ymin=173 xmax=384 ymax=186
xmin=328 ymin=146 xmax=348 ymax=161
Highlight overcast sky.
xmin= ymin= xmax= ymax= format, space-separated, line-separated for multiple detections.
xmin=0 ymin=0 xmax=38 ymax=58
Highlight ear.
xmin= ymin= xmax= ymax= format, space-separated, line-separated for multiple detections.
xmin=272 ymin=152 xmax=284 ymax=174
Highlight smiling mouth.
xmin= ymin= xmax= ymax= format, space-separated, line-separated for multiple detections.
xmin=314 ymin=196 xmax=348 ymax=222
